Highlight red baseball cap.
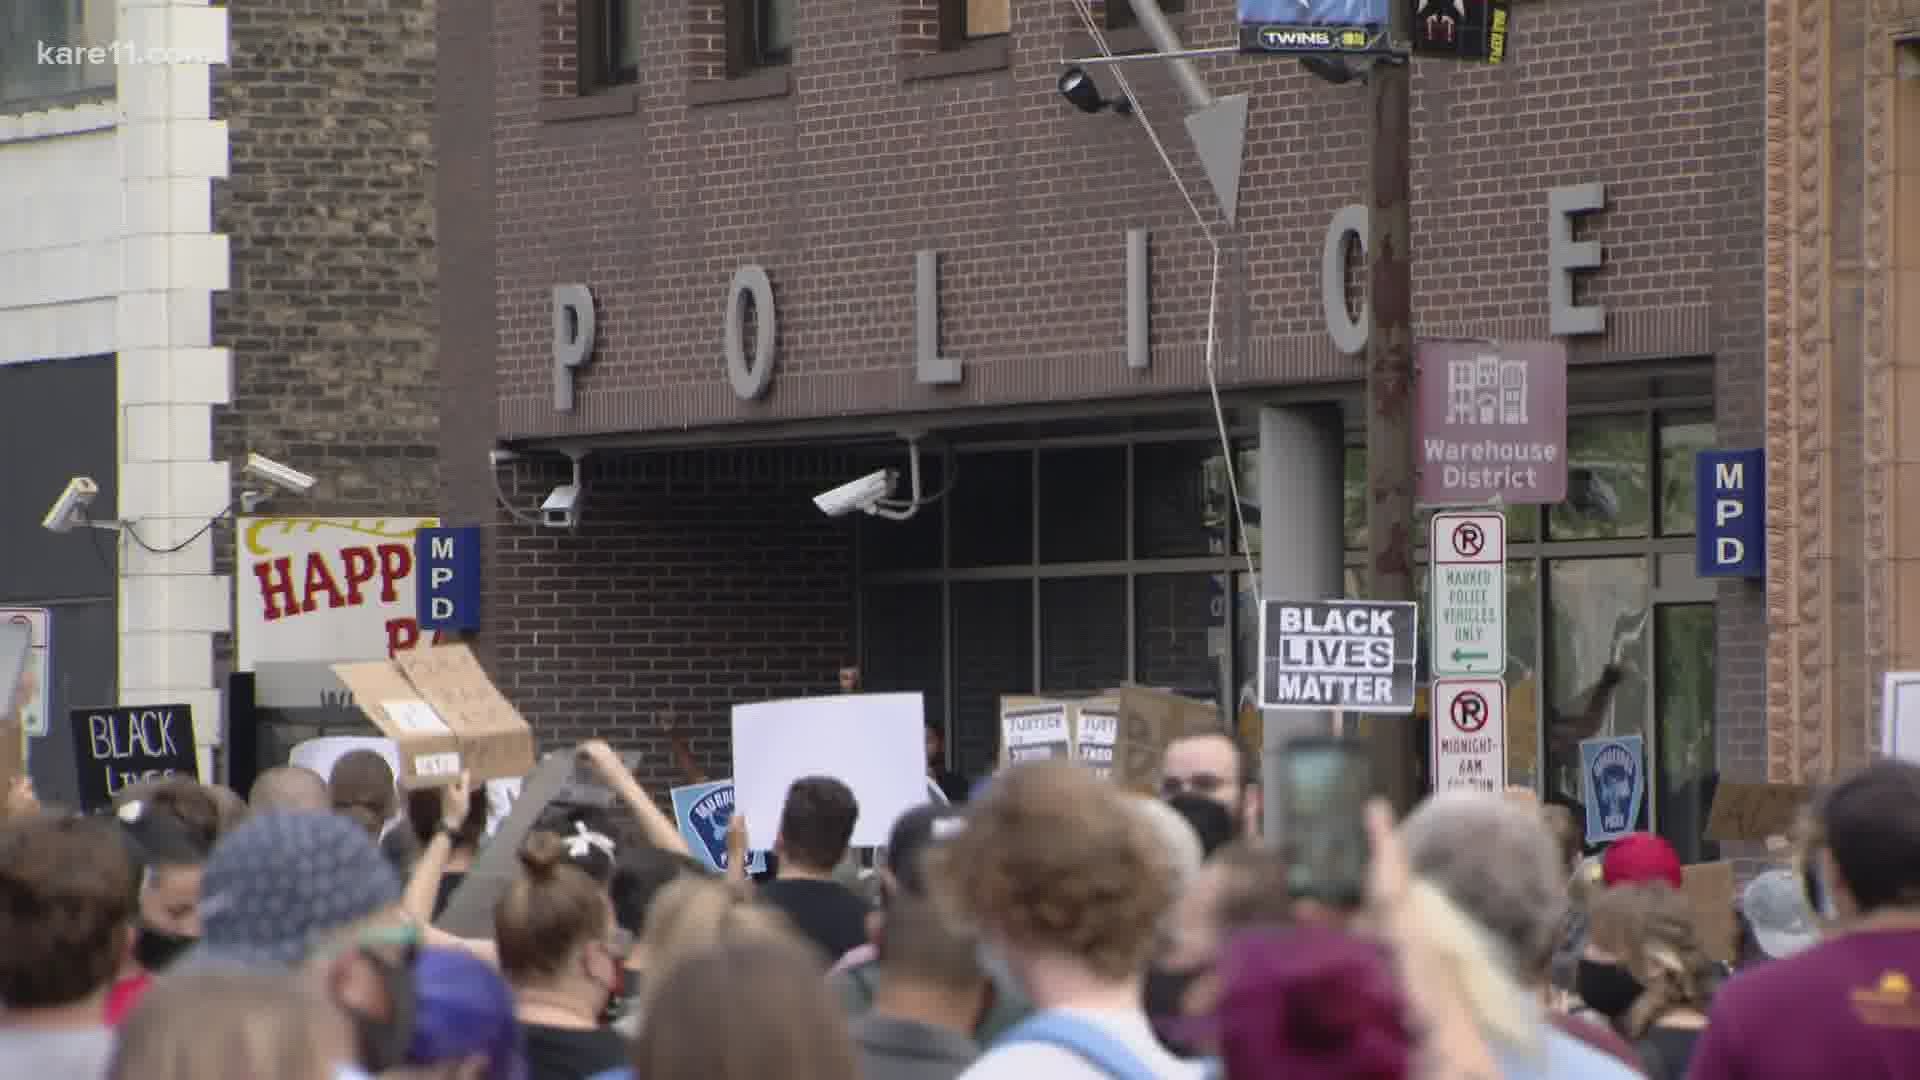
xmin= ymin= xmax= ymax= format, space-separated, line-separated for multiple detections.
xmin=1601 ymin=832 xmax=1683 ymax=889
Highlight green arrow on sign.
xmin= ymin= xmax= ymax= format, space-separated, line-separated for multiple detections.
xmin=1451 ymin=648 xmax=1490 ymax=663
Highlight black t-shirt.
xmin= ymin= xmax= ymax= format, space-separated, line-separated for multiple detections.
xmin=759 ymin=877 xmax=871 ymax=963
xmin=523 ymin=1023 xmax=628 ymax=1080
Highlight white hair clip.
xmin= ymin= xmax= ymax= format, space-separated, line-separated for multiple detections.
xmin=117 ymin=801 xmax=145 ymax=824
xmin=565 ymin=821 xmax=615 ymax=861
xmin=931 ymin=818 xmax=966 ymax=840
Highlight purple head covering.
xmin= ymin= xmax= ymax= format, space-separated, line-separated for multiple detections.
xmin=408 ymin=947 xmax=531 ymax=1080
xmin=1205 ymin=928 xmax=1415 ymax=1080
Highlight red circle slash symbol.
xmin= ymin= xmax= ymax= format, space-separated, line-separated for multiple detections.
xmin=1452 ymin=522 xmax=1485 ymax=558
xmin=1450 ymin=691 xmax=1488 ymax=733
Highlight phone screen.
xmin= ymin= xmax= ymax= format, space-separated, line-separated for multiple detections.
xmin=0 ymin=621 xmax=31 ymax=717
xmin=1282 ymin=737 xmax=1373 ymax=907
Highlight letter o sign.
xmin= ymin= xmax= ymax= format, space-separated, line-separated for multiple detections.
xmin=724 ymin=265 xmax=778 ymax=400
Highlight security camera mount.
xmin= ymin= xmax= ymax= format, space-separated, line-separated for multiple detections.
xmin=865 ymin=433 xmax=927 ymax=522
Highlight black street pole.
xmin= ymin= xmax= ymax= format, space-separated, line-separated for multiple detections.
xmin=1364 ymin=7 xmax=1419 ymax=813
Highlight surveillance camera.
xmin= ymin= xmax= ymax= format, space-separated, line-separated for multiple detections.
xmin=541 ymin=484 xmax=581 ymax=529
xmin=42 ymin=476 xmax=100 ymax=534
xmin=243 ymin=453 xmax=316 ymax=496
xmin=813 ymin=469 xmax=897 ymax=518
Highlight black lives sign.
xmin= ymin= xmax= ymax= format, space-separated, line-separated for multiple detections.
xmin=70 ymin=705 xmax=197 ymax=811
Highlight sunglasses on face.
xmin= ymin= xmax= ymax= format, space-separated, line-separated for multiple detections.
xmin=1161 ymin=773 xmax=1230 ymax=797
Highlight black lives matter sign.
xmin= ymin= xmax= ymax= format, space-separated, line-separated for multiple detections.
xmin=70 ymin=704 xmax=198 ymax=812
xmin=1258 ymin=600 xmax=1417 ymax=713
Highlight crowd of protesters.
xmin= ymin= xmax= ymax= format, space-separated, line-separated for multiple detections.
xmin=3 ymin=660 xmax=1920 ymax=1080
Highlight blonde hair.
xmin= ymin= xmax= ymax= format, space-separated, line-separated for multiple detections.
xmin=636 ymin=876 xmax=809 ymax=1017
xmin=495 ymin=831 xmax=613 ymax=983
xmin=1402 ymin=878 xmax=1541 ymax=1059
xmin=1589 ymin=884 xmax=1721 ymax=1038
xmin=108 ymin=972 xmax=354 ymax=1080
xmin=635 ymin=940 xmax=857 ymax=1080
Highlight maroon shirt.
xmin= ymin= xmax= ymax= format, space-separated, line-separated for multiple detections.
xmin=1690 ymin=929 xmax=1920 ymax=1080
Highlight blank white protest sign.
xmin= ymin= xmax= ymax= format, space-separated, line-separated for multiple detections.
xmin=732 ymin=692 xmax=928 ymax=850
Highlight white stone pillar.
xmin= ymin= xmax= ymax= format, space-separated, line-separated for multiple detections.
xmin=116 ymin=0 xmax=232 ymax=781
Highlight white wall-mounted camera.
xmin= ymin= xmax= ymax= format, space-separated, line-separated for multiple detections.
xmin=541 ymin=484 xmax=582 ymax=529
xmin=42 ymin=476 xmax=101 ymax=534
xmin=813 ymin=469 xmax=897 ymax=518
xmin=243 ymin=453 xmax=317 ymax=495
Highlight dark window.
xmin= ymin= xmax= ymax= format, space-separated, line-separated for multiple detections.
xmin=2 ymin=0 xmax=114 ymax=107
xmin=1105 ymin=0 xmax=1186 ymax=31
xmin=1040 ymin=577 xmax=1127 ymax=693
xmin=937 ymin=0 xmax=1009 ymax=44
xmin=750 ymin=0 xmax=793 ymax=66
xmin=1134 ymin=442 xmax=1230 ymax=559
xmin=950 ymin=452 xmax=1033 ymax=569
xmin=1135 ymin=573 xmax=1226 ymax=704
xmin=952 ymin=582 xmax=1032 ymax=776
xmin=578 ymin=0 xmax=640 ymax=89
xmin=861 ymin=584 xmax=946 ymax=737
xmin=1038 ymin=447 xmax=1126 ymax=564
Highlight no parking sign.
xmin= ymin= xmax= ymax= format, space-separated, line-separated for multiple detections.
xmin=1431 ymin=677 xmax=1506 ymax=794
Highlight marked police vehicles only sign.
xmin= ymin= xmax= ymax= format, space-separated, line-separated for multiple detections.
xmin=1257 ymin=599 xmax=1417 ymax=713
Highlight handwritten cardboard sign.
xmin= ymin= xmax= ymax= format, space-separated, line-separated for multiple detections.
xmin=68 ymin=704 xmax=198 ymax=812
xmin=393 ymin=644 xmax=536 ymax=782
xmin=1705 ymin=781 xmax=1811 ymax=844
xmin=332 ymin=661 xmax=464 ymax=788
xmin=997 ymin=688 xmax=1218 ymax=792
xmin=1681 ymin=860 xmax=1737 ymax=965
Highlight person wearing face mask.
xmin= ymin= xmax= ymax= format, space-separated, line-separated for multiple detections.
xmin=103 ymin=781 xmax=229 ymax=1023
xmin=495 ymin=830 xmax=632 ymax=1080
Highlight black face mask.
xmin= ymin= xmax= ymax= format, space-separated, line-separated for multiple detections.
xmin=133 ymin=925 xmax=197 ymax=972
xmin=348 ymin=948 xmax=418 ymax=1073
xmin=1575 ymin=958 xmax=1644 ymax=1022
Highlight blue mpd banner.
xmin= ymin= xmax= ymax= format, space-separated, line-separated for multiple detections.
xmin=671 ymin=780 xmax=767 ymax=875
xmin=1695 ymin=449 xmax=1765 ymax=579
xmin=415 ymin=527 xmax=483 ymax=632
xmin=1579 ymin=734 xmax=1647 ymax=845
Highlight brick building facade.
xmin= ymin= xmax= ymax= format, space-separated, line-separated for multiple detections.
xmin=437 ymin=0 xmax=1802 ymax=854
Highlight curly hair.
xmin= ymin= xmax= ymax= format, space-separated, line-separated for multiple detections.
xmin=1588 ymin=883 xmax=1721 ymax=1038
xmin=923 ymin=760 xmax=1177 ymax=981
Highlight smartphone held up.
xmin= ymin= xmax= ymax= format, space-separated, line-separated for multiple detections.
xmin=1280 ymin=735 xmax=1375 ymax=909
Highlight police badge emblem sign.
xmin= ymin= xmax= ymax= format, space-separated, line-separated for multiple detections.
xmin=1578 ymin=735 xmax=1646 ymax=845
xmin=670 ymin=780 xmax=767 ymax=875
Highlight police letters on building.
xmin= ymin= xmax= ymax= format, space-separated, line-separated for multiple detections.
xmin=1258 ymin=600 xmax=1416 ymax=713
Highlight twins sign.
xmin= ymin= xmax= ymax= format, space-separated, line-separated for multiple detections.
xmin=670 ymin=780 xmax=767 ymax=875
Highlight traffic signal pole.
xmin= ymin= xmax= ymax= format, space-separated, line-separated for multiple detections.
xmin=1363 ymin=4 xmax=1421 ymax=812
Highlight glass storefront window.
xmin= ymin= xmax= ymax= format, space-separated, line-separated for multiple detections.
xmin=1542 ymin=558 xmax=1651 ymax=815
xmin=1038 ymin=447 xmax=1127 ymax=563
xmin=1135 ymin=442 xmax=1232 ymax=558
xmin=1136 ymin=573 xmax=1229 ymax=708
xmin=950 ymin=451 xmax=1033 ymax=568
xmin=1657 ymin=412 xmax=1714 ymax=536
xmin=950 ymin=581 xmax=1033 ymax=777
xmin=1040 ymin=577 xmax=1127 ymax=693
xmin=1550 ymin=415 xmax=1652 ymax=540
xmin=859 ymin=457 xmax=944 ymax=572
xmin=1655 ymin=603 xmax=1718 ymax=863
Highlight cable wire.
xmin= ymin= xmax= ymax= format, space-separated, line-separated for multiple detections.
xmin=1063 ymin=0 xmax=1260 ymax=602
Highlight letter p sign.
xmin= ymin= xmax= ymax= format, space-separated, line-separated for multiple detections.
xmin=552 ymin=284 xmax=597 ymax=413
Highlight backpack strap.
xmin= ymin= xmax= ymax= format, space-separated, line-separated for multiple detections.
xmin=993 ymin=1013 xmax=1162 ymax=1080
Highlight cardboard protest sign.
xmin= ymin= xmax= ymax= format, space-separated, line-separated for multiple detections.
xmin=998 ymin=701 xmax=1071 ymax=763
xmin=1681 ymin=860 xmax=1737 ymax=965
xmin=332 ymin=661 xmax=465 ymax=788
xmin=67 ymin=705 xmax=198 ymax=812
xmin=671 ymin=779 xmax=767 ymax=875
xmin=1705 ymin=781 xmax=1811 ymax=844
xmin=998 ymin=688 xmax=1219 ymax=792
xmin=393 ymin=645 xmax=537 ymax=782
